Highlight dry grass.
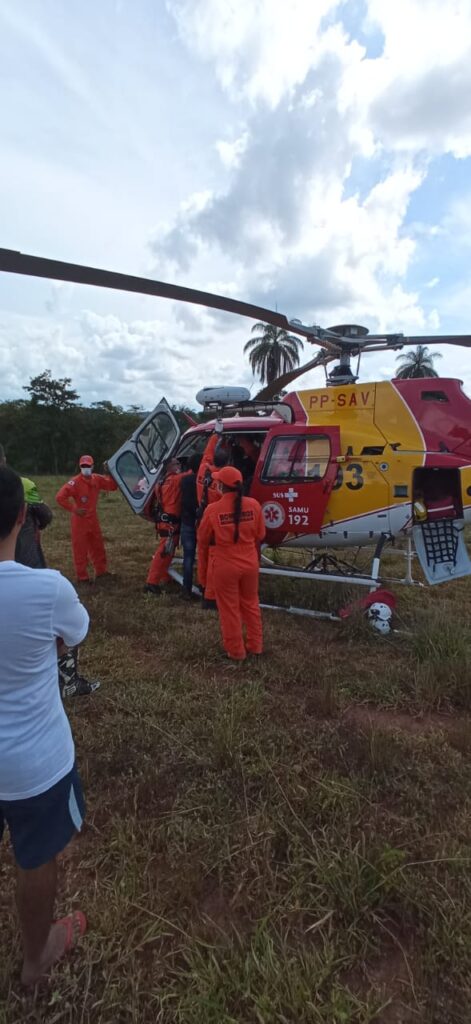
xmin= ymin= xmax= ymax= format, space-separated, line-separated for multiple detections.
xmin=1 ymin=479 xmax=470 ymax=1023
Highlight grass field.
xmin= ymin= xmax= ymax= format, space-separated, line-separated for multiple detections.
xmin=1 ymin=477 xmax=471 ymax=1023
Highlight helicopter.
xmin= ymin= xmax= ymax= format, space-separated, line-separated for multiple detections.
xmin=1 ymin=248 xmax=471 ymax=620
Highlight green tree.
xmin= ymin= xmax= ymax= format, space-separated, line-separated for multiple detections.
xmin=395 ymin=345 xmax=442 ymax=379
xmin=23 ymin=369 xmax=79 ymax=409
xmin=244 ymin=323 xmax=304 ymax=385
xmin=22 ymin=370 xmax=80 ymax=473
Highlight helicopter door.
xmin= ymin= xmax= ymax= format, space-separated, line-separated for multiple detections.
xmin=107 ymin=398 xmax=181 ymax=516
xmin=252 ymin=425 xmax=341 ymax=542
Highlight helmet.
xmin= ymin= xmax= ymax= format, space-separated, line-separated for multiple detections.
xmin=367 ymin=602 xmax=393 ymax=635
xmin=370 ymin=617 xmax=391 ymax=635
xmin=79 ymin=454 xmax=94 ymax=467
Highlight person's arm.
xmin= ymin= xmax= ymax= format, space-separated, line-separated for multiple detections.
xmin=56 ymin=480 xmax=78 ymax=513
xmin=96 ymin=474 xmax=118 ymax=492
xmin=172 ymin=475 xmax=183 ymax=519
xmin=52 ymin=575 xmax=89 ymax=648
xmin=196 ymin=507 xmax=214 ymax=587
xmin=197 ymin=434 xmax=218 ymax=497
xmin=30 ymin=501 xmax=53 ymax=530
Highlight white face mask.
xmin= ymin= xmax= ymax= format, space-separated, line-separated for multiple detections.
xmin=81 ymin=467 xmax=93 ymax=477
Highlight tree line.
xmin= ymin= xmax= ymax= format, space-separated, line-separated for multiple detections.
xmin=0 ymin=370 xmax=199 ymax=476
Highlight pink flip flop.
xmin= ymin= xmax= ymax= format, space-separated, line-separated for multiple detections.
xmin=54 ymin=910 xmax=87 ymax=953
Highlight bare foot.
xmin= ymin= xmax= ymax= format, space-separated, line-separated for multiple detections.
xmin=21 ymin=911 xmax=87 ymax=987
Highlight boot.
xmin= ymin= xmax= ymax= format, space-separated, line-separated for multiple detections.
xmin=143 ymin=583 xmax=162 ymax=596
xmin=58 ymin=647 xmax=101 ymax=698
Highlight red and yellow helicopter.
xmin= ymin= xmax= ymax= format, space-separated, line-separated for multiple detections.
xmin=1 ymin=249 xmax=471 ymax=621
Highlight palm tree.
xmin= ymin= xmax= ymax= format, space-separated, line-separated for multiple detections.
xmin=395 ymin=345 xmax=442 ymax=379
xmin=244 ymin=323 xmax=304 ymax=385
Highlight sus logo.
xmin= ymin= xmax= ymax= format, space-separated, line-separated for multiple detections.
xmin=262 ymin=501 xmax=285 ymax=529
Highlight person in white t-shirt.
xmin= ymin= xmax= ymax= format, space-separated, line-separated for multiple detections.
xmin=0 ymin=466 xmax=90 ymax=986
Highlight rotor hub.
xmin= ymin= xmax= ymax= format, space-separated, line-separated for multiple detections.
xmin=328 ymin=324 xmax=369 ymax=340
xmin=324 ymin=325 xmax=370 ymax=386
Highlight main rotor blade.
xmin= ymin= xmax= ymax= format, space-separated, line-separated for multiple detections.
xmin=363 ymin=333 xmax=471 ymax=349
xmin=0 ymin=247 xmax=338 ymax=350
xmin=399 ymin=334 xmax=471 ymax=349
xmin=256 ymin=351 xmax=332 ymax=400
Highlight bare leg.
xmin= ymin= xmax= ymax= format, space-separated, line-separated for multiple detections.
xmin=16 ymin=860 xmax=68 ymax=985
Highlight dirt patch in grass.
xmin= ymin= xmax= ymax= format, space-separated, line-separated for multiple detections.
xmin=345 ymin=941 xmax=419 ymax=1024
xmin=343 ymin=705 xmax=471 ymax=742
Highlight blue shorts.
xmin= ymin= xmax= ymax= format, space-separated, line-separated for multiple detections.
xmin=0 ymin=764 xmax=85 ymax=870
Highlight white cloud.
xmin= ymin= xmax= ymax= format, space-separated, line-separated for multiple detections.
xmin=215 ymin=132 xmax=249 ymax=170
xmin=0 ymin=305 xmax=258 ymax=409
xmin=166 ymin=0 xmax=344 ymax=105
xmin=427 ymin=308 xmax=440 ymax=330
xmin=347 ymin=0 xmax=471 ymax=156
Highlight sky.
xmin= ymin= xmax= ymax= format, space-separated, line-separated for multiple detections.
xmin=1 ymin=0 xmax=471 ymax=410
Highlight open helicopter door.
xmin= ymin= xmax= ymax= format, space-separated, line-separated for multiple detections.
xmin=251 ymin=424 xmax=341 ymax=544
xmin=107 ymin=398 xmax=181 ymax=516
xmin=412 ymin=467 xmax=471 ymax=584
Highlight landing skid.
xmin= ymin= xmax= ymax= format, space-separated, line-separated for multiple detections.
xmin=259 ymin=563 xmax=421 ymax=588
xmin=169 ymin=534 xmax=422 ymax=626
xmin=260 ymin=534 xmax=423 ymax=590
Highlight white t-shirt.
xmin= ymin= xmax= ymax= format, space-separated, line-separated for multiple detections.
xmin=0 ymin=561 xmax=89 ymax=800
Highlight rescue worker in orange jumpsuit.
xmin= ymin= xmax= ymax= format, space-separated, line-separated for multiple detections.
xmin=144 ymin=457 xmax=185 ymax=595
xmin=55 ymin=455 xmax=118 ymax=582
xmin=196 ymin=423 xmax=229 ymax=609
xmin=198 ymin=466 xmax=265 ymax=661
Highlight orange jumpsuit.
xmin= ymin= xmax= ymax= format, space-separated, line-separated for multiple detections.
xmin=56 ymin=473 xmax=118 ymax=580
xmin=198 ymin=493 xmax=265 ymax=660
xmin=196 ymin=433 xmax=227 ymax=600
xmin=196 ymin=433 xmax=226 ymax=508
xmin=147 ymin=472 xmax=185 ymax=585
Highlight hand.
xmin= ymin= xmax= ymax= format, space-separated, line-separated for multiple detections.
xmin=214 ymin=419 xmax=224 ymax=435
xmin=103 ymin=460 xmax=109 ymax=473
xmin=74 ymin=508 xmax=87 ymax=517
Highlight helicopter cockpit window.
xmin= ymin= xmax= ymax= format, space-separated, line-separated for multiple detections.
xmin=176 ymin=432 xmax=212 ymax=465
xmin=137 ymin=411 xmax=179 ymax=472
xmin=262 ymin=435 xmax=330 ymax=481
